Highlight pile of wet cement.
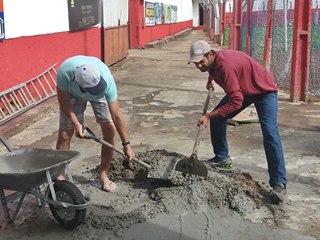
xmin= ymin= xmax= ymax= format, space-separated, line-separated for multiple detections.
xmin=80 ymin=149 xmax=274 ymax=236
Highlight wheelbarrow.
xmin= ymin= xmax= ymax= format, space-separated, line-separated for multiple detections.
xmin=0 ymin=136 xmax=91 ymax=229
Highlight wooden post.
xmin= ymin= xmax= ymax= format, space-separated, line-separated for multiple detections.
xmin=290 ymin=0 xmax=312 ymax=102
xmin=246 ymin=0 xmax=252 ymax=55
xmin=229 ymin=0 xmax=242 ymax=50
xmin=219 ymin=0 xmax=226 ymax=46
xmin=263 ymin=0 xmax=274 ymax=70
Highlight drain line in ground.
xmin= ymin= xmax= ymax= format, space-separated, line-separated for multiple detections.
xmin=178 ymin=214 xmax=183 ymax=240
xmin=203 ymin=212 xmax=212 ymax=240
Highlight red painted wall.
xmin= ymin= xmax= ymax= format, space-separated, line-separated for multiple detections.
xmin=140 ymin=20 xmax=192 ymax=47
xmin=0 ymin=27 xmax=101 ymax=92
xmin=225 ymin=13 xmax=232 ymax=26
xmin=129 ymin=0 xmax=193 ymax=49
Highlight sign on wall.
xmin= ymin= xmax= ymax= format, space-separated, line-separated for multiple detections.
xmin=172 ymin=5 xmax=178 ymax=22
xmin=145 ymin=2 xmax=177 ymax=25
xmin=145 ymin=2 xmax=155 ymax=26
xmin=0 ymin=0 xmax=4 ymax=40
xmin=163 ymin=4 xmax=171 ymax=23
xmin=68 ymin=0 xmax=101 ymax=31
xmin=154 ymin=2 xmax=163 ymax=24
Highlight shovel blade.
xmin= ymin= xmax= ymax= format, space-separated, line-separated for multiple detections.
xmin=174 ymin=154 xmax=208 ymax=177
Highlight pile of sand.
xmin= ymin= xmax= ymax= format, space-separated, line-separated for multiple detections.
xmin=77 ymin=150 xmax=276 ymax=237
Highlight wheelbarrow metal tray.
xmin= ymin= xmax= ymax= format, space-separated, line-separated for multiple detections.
xmin=0 ymin=148 xmax=80 ymax=190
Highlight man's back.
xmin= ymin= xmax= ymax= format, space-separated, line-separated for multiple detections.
xmin=57 ymin=55 xmax=117 ymax=102
xmin=209 ymin=50 xmax=277 ymax=96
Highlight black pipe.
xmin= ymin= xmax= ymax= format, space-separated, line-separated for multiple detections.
xmin=100 ymin=0 xmax=105 ymax=62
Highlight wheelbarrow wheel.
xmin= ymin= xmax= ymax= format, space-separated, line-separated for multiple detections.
xmin=48 ymin=180 xmax=86 ymax=229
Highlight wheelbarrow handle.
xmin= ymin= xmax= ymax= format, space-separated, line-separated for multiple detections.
xmin=83 ymin=127 xmax=151 ymax=170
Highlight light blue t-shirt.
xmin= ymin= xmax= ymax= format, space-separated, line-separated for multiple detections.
xmin=57 ymin=55 xmax=117 ymax=102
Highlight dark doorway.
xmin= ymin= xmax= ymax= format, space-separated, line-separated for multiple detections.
xmin=199 ymin=3 xmax=204 ymax=26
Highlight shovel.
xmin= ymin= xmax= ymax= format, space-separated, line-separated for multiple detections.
xmin=83 ymin=127 xmax=151 ymax=170
xmin=174 ymin=88 xmax=213 ymax=177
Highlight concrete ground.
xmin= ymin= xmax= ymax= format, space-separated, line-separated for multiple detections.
xmin=0 ymin=30 xmax=320 ymax=239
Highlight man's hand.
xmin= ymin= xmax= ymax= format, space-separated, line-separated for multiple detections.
xmin=197 ymin=114 xmax=210 ymax=128
xmin=206 ymin=75 xmax=215 ymax=90
xmin=74 ymin=124 xmax=85 ymax=138
xmin=123 ymin=145 xmax=134 ymax=161
xmin=57 ymin=87 xmax=83 ymax=135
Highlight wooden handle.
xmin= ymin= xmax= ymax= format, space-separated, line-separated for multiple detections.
xmin=99 ymin=139 xmax=152 ymax=170
xmin=192 ymin=89 xmax=213 ymax=155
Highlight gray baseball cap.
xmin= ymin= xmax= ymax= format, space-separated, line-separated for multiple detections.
xmin=188 ymin=40 xmax=212 ymax=64
xmin=74 ymin=64 xmax=107 ymax=95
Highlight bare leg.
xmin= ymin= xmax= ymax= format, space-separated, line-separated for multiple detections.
xmin=56 ymin=129 xmax=74 ymax=180
xmin=99 ymin=122 xmax=116 ymax=192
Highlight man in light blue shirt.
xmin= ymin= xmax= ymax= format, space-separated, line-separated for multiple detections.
xmin=56 ymin=55 xmax=134 ymax=192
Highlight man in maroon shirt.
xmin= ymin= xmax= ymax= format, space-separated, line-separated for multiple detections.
xmin=189 ymin=40 xmax=287 ymax=203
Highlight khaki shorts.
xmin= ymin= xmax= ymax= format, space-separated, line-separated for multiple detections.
xmin=59 ymin=97 xmax=112 ymax=130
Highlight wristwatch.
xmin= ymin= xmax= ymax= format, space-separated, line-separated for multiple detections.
xmin=122 ymin=141 xmax=131 ymax=146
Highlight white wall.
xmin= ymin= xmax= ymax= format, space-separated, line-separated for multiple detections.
xmin=226 ymin=0 xmax=233 ymax=13
xmin=3 ymin=0 xmax=69 ymax=39
xmin=193 ymin=0 xmax=202 ymax=26
xmin=3 ymin=0 xmax=128 ymax=39
xmin=2 ymin=0 xmax=194 ymax=39
xmin=103 ymin=0 xmax=128 ymax=27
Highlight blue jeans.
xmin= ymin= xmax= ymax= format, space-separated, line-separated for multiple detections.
xmin=210 ymin=92 xmax=287 ymax=187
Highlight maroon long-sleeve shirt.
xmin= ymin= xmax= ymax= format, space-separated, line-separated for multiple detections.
xmin=209 ymin=50 xmax=278 ymax=117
